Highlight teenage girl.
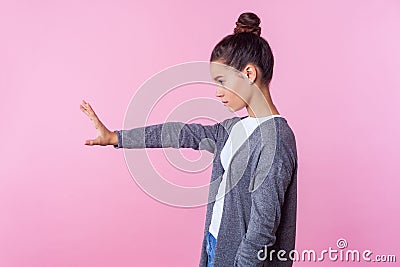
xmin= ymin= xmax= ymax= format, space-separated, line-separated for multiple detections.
xmin=80 ymin=12 xmax=297 ymax=267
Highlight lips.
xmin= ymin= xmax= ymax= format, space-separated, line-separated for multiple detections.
xmin=222 ymin=101 xmax=228 ymax=103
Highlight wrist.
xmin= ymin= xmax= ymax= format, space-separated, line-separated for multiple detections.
xmin=110 ymin=131 xmax=118 ymax=146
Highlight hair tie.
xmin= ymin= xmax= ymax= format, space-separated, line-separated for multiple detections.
xmin=234 ymin=21 xmax=261 ymax=36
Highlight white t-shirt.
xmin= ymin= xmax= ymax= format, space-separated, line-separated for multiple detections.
xmin=208 ymin=114 xmax=283 ymax=238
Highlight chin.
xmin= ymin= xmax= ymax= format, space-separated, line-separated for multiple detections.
xmin=227 ymin=106 xmax=240 ymax=113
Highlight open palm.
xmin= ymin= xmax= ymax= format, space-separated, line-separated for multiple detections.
xmin=80 ymin=100 xmax=113 ymax=146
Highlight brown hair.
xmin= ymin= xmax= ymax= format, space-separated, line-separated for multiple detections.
xmin=210 ymin=12 xmax=274 ymax=87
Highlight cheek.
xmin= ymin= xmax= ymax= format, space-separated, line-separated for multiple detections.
xmin=228 ymin=95 xmax=247 ymax=111
xmin=229 ymin=81 xmax=250 ymax=102
xmin=227 ymin=89 xmax=247 ymax=106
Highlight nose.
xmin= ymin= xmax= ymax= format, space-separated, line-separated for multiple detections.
xmin=215 ymin=86 xmax=225 ymax=98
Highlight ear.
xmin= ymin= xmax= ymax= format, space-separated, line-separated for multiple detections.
xmin=243 ymin=64 xmax=257 ymax=84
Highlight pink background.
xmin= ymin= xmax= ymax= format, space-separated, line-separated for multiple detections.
xmin=1 ymin=0 xmax=399 ymax=266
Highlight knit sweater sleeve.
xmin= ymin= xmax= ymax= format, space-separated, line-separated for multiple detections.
xmin=234 ymin=142 xmax=294 ymax=266
xmin=112 ymin=121 xmax=221 ymax=153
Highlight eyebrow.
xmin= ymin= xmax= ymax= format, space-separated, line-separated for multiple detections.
xmin=213 ymin=75 xmax=224 ymax=81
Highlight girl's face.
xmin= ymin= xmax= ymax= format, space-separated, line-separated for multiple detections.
xmin=209 ymin=61 xmax=253 ymax=113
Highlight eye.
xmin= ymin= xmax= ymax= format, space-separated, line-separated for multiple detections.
xmin=218 ymin=80 xmax=224 ymax=85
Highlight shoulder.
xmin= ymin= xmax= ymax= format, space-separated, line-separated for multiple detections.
xmin=258 ymin=116 xmax=297 ymax=169
xmin=258 ymin=117 xmax=296 ymax=144
xmin=218 ymin=116 xmax=244 ymax=134
xmin=251 ymin=117 xmax=297 ymax=191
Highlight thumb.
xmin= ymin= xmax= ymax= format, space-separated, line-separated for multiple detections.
xmin=84 ymin=138 xmax=99 ymax=146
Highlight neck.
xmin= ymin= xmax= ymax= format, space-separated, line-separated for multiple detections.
xmin=246 ymin=85 xmax=279 ymax=118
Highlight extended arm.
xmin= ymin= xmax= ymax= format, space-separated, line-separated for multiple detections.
xmin=80 ymin=99 xmax=220 ymax=152
xmin=113 ymin=121 xmax=221 ymax=153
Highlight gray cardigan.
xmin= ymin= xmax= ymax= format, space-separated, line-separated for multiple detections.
xmin=113 ymin=115 xmax=298 ymax=267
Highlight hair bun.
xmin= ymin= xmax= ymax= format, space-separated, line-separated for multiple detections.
xmin=234 ymin=12 xmax=261 ymax=36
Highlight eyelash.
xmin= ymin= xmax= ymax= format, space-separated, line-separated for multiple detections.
xmin=218 ymin=80 xmax=224 ymax=85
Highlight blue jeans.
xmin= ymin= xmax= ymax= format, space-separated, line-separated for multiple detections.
xmin=206 ymin=231 xmax=217 ymax=267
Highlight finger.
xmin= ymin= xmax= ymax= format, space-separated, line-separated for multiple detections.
xmin=82 ymin=100 xmax=89 ymax=110
xmin=80 ymin=104 xmax=90 ymax=116
xmin=83 ymin=102 xmax=96 ymax=117
xmin=86 ymin=102 xmax=97 ymax=116
xmin=80 ymin=104 xmax=87 ymax=112
xmin=81 ymin=103 xmax=97 ymax=119
xmin=83 ymin=101 xmax=90 ymax=109
xmin=84 ymin=139 xmax=97 ymax=146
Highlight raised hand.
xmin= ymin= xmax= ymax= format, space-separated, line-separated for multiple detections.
xmin=80 ymin=100 xmax=117 ymax=146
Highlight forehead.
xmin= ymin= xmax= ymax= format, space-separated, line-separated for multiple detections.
xmin=209 ymin=61 xmax=239 ymax=77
